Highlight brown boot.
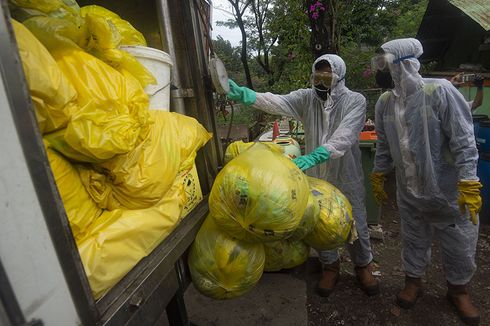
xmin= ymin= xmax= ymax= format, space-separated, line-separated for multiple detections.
xmin=447 ymin=282 xmax=480 ymax=326
xmin=317 ymin=260 xmax=340 ymax=297
xmin=396 ymin=276 xmax=423 ymax=309
xmin=355 ymin=264 xmax=379 ymax=296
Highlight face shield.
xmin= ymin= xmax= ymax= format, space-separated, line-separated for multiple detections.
xmin=371 ymin=53 xmax=417 ymax=90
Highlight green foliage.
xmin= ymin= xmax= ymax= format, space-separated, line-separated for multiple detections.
xmin=213 ymin=0 xmax=430 ymax=127
xmin=215 ymin=104 xmax=257 ymax=127
xmin=391 ymin=0 xmax=428 ymax=38
xmin=341 ymin=42 xmax=377 ymax=91
xmin=213 ymin=36 xmax=243 ymax=76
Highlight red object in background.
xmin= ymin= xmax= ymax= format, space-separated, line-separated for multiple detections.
xmin=272 ymin=120 xmax=279 ymax=141
xmin=359 ymin=131 xmax=377 ymax=141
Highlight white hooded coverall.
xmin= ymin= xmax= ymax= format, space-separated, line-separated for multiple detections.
xmin=252 ymin=54 xmax=374 ymax=267
xmin=373 ymin=39 xmax=479 ymax=284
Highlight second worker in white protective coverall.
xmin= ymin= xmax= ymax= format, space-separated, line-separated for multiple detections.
xmin=226 ymin=54 xmax=379 ymax=297
xmin=370 ymin=38 xmax=482 ymax=326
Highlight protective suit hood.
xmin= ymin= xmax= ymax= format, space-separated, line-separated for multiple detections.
xmin=380 ymin=38 xmax=424 ymax=98
xmin=312 ymin=54 xmax=348 ymax=100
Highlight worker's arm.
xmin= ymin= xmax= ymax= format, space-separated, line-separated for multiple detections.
xmin=440 ymin=82 xmax=482 ymax=224
xmin=439 ymin=82 xmax=479 ymax=181
xmin=471 ymin=76 xmax=484 ymax=111
xmin=227 ymin=79 xmax=308 ymax=120
xmin=321 ymin=93 xmax=366 ymax=159
xmin=372 ymin=93 xmax=394 ymax=174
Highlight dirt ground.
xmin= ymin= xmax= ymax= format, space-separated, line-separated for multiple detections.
xmin=185 ymin=173 xmax=490 ymax=326
xmin=304 ymin=172 xmax=490 ymax=326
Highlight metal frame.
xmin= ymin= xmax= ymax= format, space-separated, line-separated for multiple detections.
xmin=0 ymin=1 xmax=98 ymax=324
xmin=0 ymin=260 xmax=25 ymax=326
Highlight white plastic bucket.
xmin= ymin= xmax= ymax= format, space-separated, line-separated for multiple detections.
xmin=120 ymin=45 xmax=173 ymax=111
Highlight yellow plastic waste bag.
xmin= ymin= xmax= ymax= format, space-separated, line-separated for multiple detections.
xmin=80 ymin=5 xmax=147 ymax=46
xmin=80 ymin=7 xmax=155 ymax=88
xmin=22 ymin=16 xmax=88 ymax=51
xmin=188 ymin=216 xmax=265 ymax=300
xmin=78 ymin=111 xmax=210 ymax=210
xmin=22 ymin=13 xmax=154 ymax=88
xmin=9 ymin=0 xmax=82 ymax=25
xmin=12 ymin=20 xmax=76 ymax=134
xmin=264 ymin=240 xmax=309 ymax=272
xmin=171 ymin=113 xmax=213 ymax=171
xmin=82 ymin=111 xmax=182 ymax=210
xmin=45 ymin=146 xmax=102 ymax=240
xmin=303 ymin=177 xmax=353 ymax=251
xmin=78 ymin=178 xmax=186 ymax=299
xmin=210 ymin=142 xmax=309 ymax=242
xmin=45 ymin=48 xmax=151 ymax=162
xmin=224 ymin=140 xmax=284 ymax=164
xmin=288 ymin=190 xmax=321 ymax=241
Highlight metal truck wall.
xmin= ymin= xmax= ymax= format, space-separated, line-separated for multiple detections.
xmin=0 ymin=6 xmax=84 ymax=324
xmin=0 ymin=1 xmax=219 ymax=325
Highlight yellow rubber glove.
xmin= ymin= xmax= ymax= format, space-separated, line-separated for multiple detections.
xmin=370 ymin=172 xmax=388 ymax=205
xmin=458 ymin=180 xmax=483 ymax=225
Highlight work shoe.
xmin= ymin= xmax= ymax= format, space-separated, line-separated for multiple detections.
xmin=447 ymin=282 xmax=480 ymax=326
xmin=355 ymin=264 xmax=379 ymax=296
xmin=317 ymin=260 xmax=340 ymax=297
xmin=396 ymin=276 xmax=423 ymax=309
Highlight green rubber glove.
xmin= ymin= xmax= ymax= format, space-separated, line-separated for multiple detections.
xmin=227 ymin=79 xmax=257 ymax=105
xmin=293 ymin=146 xmax=331 ymax=171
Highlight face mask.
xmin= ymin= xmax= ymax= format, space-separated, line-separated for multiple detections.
xmin=375 ymin=70 xmax=395 ymax=89
xmin=314 ymin=85 xmax=330 ymax=101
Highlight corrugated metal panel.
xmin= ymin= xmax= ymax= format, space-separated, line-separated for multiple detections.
xmin=448 ymin=0 xmax=490 ymax=31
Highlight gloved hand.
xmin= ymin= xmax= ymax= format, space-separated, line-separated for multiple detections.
xmin=292 ymin=146 xmax=330 ymax=171
xmin=370 ymin=172 xmax=388 ymax=205
xmin=227 ymin=79 xmax=257 ymax=105
xmin=458 ymin=180 xmax=483 ymax=225
xmin=473 ymin=75 xmax=484 ymax=89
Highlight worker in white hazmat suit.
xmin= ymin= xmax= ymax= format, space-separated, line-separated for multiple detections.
xmin=370 ymin=38 xmax=482 ymax=326
xmin=227 ymin=54 xmax=379 ymax=297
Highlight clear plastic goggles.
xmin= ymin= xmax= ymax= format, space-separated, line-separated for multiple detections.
xmin=311 ymin=72 xmax=337 ymax=88
xmin=371 ymin=53 xmax=395 ymax=72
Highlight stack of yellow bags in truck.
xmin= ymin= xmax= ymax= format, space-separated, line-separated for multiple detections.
xmin=188 ymin=142 xmax=356 ymax=299
xmin=10 ymin=0 xmax=211 ymax=299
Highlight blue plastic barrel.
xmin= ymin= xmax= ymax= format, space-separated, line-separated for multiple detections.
xmin=478 ymin=152 xmax=490 ymax=224
xmin=472 ymin=114 xmax=488 ymax=141
xmin=478 ymin=120 xmax=490 ymax=153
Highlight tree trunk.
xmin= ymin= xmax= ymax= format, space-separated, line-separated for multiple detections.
xmin=306 ymin=0 xmax=340 ymax=59
xmin=237 ymin=20 xmax=254 ymax=89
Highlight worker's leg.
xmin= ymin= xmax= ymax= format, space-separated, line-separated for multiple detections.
xmin=316 ymin=249 xmax=340 ymax=297
xmin=435 ymin=213 xmax=479 ymax=325
xmin=396 ymin=205 xmax=432 ymax=308
xmin=316 ymin=186 xmax=377 ymax=297
xmin=344 ymin=191 xmax=373 ymax=267
xmin=344 ymin=190 xmax=378 ymax=295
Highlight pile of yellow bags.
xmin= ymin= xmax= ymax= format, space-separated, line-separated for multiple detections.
xmin=189 ymin=142 xmax=354 ymax=300
xmin=12 ymin=5 xmax=212 ymax=299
